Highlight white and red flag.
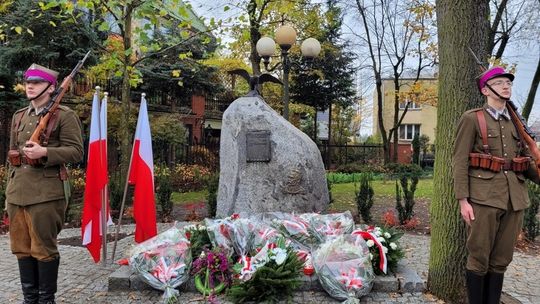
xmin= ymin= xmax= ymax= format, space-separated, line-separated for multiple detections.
xmin=81 ymin=89 xmax=109 ymax=263
xmin=128 ymin=93 xmax=157 ymax=243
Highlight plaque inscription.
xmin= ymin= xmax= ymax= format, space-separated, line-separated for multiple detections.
xmin=246 ymin=130 xmax=271 ymax=162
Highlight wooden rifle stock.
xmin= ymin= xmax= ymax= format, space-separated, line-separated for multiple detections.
xmin=506 ymin=104 xmax=540 ymax=176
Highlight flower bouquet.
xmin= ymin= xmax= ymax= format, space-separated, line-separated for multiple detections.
xmin=230 ymin=218 xmax=255 ymax=257
xmin=128 ymin=226 xmax=191 ymax=303
xmin=313 ymin=235 xmax=375 ymax=303
xmin=352 ymin=225 xmax=404 ymax=275
xmin=180 ymin=223 xmax=211 ymax=260
xmin=205 ymin=218 xmax=235 ymax=257
xmin=310 ymin=211 xmax=355 ymax=243
xmin=271 ymin=213 xmax=317 ymax=248
xmin=228 ymin=237 xmax=304 ymax=303
xmin=251 ymin=221 xmax=283 ymax=250
xmin=191 ymin=247 xmax=232 ymax=297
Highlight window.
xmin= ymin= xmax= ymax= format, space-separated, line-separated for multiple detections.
xmin=399 ymin=124 xmax=420 ymax=140
xmin=399 ymin=98 xmax=421 ymax=110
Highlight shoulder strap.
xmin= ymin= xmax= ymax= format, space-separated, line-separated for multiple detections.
xmin=476 ymin=110 xmax=490 ymax=154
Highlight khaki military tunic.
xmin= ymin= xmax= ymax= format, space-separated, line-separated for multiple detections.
xmin=6 ymin=105 xmax=84 ymax=205
xmin=6 ymin=104 xmax=83 ymax=260
xmin=453 ymin=104 xmax=539 ymax=210
xmin=453 ymin=104 xmax=539 ymax=274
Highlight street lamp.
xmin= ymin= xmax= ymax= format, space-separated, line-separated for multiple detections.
xmin=256 ymin=25 xmax=321 ymax=121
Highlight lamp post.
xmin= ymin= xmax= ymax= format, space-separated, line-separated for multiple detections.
xmin=256 ymin=25 xmax=321 ymax=121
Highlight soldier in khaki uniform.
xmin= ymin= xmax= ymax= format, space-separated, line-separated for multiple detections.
xmin=453 ymin=66 xmax=540 ymax=304
xmin=5 ymin=64 xmax=83 ymax=304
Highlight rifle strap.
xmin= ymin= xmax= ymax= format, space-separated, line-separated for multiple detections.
xmin=42 ymin=108 xmax=60 ymax=147
xmin=476 ymin=110 xmax=490 ymax=154
xmin=505 ymin=104 xmax=526 ymax=156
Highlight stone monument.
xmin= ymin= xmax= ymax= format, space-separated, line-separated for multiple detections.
xmin=216 ymin=71 xmax=329 ymax=217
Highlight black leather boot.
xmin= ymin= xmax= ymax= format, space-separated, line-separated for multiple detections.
xmin=466 ymin=270 xmax=485 ymax=304
xmin=37 ymin=257 xmax=59 ymax=304
xmin=485 ymin=272 xmax=504 ymax=304
xmin=18 ymin=257 xmax=39 ymax=304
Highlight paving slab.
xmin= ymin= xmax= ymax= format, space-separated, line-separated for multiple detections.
xmin=0 ymin=223 xmax=538 ymax=303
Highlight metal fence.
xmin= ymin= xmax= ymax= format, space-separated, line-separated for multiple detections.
xmin=174 ymin=141 xmax=384 ymax=172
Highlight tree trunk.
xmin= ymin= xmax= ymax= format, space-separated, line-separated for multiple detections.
xmin=248 ymin=0 xmax=262 ymax=76
xmin=120 ymin=7 xmax=133 ymax=177
xmin=429 ymin=0 xmax=490 ymax=302
xmin=522 ymin=56 xmax=540 ymax=121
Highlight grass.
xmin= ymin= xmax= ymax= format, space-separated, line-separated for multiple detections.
xmin=329 ymin=178 xmax=434 ymax=213
xmin=170 ymin=178 xmax=434 ymax=214
xmin=172 ymin=190 xmax=207 ymax=204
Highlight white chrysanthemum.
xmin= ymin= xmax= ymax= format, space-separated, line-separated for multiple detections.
xmin=382 ymin=246 xmax=388 ymax=254
xmin=390 ymin=242 xmax=397 ymax=250
xmin=384 ymin=232 xmax=391 ymax=239
xmin=377 ymin=237 xmax=386 ymax=243
xmin=369 ymin=253 xmax=374 ymax=260
xmin=366 ymin=240 xmax=375 ymax=247
xmin=271 ymin=248 xmax=287 ymax=265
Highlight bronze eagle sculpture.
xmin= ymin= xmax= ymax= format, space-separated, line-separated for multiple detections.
xmin=228 ymin=69 xmax=283 ymax=96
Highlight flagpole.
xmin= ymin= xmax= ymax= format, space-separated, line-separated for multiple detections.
xmin=100 ymin=92 xmax=108 ymax=268
xmin=110 ymin=93 xmax=144 ymax=264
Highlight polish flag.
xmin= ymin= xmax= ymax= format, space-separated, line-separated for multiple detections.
xmin=128 ymin=93 xmax=157 ymax=243
xmin=81 ymin=89 xmax=108 ymax=263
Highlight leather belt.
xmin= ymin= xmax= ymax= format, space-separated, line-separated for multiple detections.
xmin=21 ymin=156 xmax=43 ymax=167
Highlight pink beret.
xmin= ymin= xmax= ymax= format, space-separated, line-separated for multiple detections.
xmin=477 ymin=66 xmax=514 ymax=91
xmin=24 ymin=64 xmax=59 ymax=84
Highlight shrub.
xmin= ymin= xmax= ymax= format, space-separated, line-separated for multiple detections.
xmin=355 ymin=173 xmax=374 ymax=223
xmin=108 ymin=171 xmax=125 ymax=218
xmin=171 ymin=164 xmax=212 ymax=192
xmin=155 ymin=165 xmax=173 ymax=221
xmin=335 ymin=162 xmax=387 ymax=174
xmin=412 ymin=134 xmax=420 ymax=165
xmin=523 ymin=182 xmax=540 ymax=241
xmin=326 ymin=177 xmax=334 ymax=205
xmin=391 ymin=164 xmax=422 ymax=225
xmin=206 ymin=173 xmax=219 ymax=218
xmin=190 ymin=146 xmax=218 ymax=171
xmin=66 ymin=167 xmax=86 ymax=223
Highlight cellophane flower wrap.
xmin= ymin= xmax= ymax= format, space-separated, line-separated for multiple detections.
xmin=270 ymin=212 xmax=317 ymax=249
xmin=205 ymin=218 xmax=235 ymax=257
xmin=230 ymin=218 xmax=255 ymax=257
xmin=310 ymin=211 xmax=355 ymax=243
xmin=128 ymin=226 xmax=192 ymax=304
xmin=313 ymin=235 xmax=375 ymax=304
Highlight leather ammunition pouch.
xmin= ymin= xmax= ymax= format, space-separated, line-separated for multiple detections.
xmin=469 ymin=153 xmax=530 ymax=173
xmin=469 ymin=110 xmax=530 ymax=173
xmin=7 ymin=150 xmax=21 ymax=166
xmin=511 ymin=156 xmax=531 ymax=172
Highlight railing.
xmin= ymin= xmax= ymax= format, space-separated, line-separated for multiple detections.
xmin=318 ymin=143 xmax=384 ymax=169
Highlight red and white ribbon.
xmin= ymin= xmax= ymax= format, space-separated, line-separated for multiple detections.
xmin=352 ymin=229 xmax=387 ymax=274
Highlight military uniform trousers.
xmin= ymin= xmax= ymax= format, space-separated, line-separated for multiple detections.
xmin=466 ymin=200 xmax=523 ymax=274
xmin=7 ymin=199 xmax=66 ymax=261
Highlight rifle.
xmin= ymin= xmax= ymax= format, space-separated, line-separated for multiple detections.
xmin=468 ymin=47 xmax=540 ymax=177
xmin=26 ymin=51 xmax=91 ymax=163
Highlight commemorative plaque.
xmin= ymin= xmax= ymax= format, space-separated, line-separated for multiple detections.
xmin=246 ymin=130 xmax=271 ymax=162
